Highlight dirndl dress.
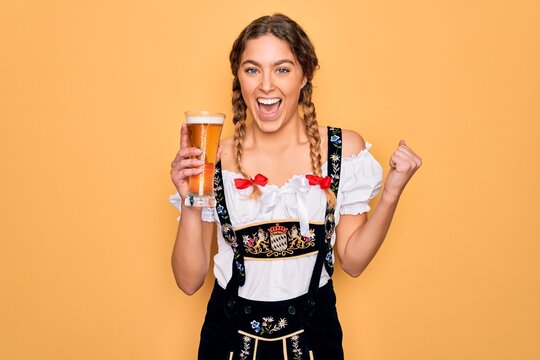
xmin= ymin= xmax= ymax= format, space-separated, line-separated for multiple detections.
xmin=200 ymin=127 xmax=345 ymax=360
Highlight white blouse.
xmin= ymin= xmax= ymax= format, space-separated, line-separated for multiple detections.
xmin=169 ymin=143 xmax=383 ymax=301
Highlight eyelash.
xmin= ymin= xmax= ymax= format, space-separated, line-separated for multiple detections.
xmin=244 ymin=67 xmax=291 ymax=75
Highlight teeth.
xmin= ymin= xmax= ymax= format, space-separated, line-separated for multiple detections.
xmin=257 ymin=98 xmax=280 ymax=105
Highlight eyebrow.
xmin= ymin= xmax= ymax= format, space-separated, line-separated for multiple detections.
xmin=241 ymin=59 xmax=296 ymax=67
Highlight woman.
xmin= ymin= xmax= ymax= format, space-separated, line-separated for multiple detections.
xmin=170 ymin=14 xmax=421 ymax=359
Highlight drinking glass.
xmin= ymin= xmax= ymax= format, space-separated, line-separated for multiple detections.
xmin=184 ymin=110 xmax=225 ymax=207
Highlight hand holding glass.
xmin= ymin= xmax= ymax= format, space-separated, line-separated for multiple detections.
xmin=184 ymin=111 xmax=225 ymax=207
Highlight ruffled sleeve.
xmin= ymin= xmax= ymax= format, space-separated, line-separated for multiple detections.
xmin=168 ymin=192 xmax=217 ymax=222
xmin=337 ymin=143 xmax=383 ymax=215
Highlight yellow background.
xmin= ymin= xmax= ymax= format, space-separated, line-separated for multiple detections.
xmin=1 ymin=0 xmax=539 ymax=359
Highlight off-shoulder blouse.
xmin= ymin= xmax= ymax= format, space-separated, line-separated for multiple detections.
xmin=170 ymin=143 xmax=383 ymax=301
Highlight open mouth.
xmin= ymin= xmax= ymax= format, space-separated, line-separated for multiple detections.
xmin=256 ymin=97 xmax=282 ymax=118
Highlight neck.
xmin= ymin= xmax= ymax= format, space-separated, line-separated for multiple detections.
xmin=244 ymin=113 xmax=308 ymax=151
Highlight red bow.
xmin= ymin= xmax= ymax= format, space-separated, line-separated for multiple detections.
xmin=305 ymin=174 xmax=332 ymax=189
xmin=234 ymin=174 xmax=268 ymax=189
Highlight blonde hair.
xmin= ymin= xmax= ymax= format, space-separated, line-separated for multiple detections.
xmin=229 ymin=14 xmax=336 ymax=207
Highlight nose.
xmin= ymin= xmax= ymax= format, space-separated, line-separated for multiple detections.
xmin=259 ymin=71 xmax=275 ymax=93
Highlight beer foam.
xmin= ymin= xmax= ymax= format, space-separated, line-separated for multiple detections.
xmin=186 ymin=116 xmax=224 ymax=124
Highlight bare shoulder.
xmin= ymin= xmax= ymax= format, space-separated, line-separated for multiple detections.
xmin=341 ymin=129 xmax=366 ymax=157
xmin=219 ymin=136 xmax=235 ymax=170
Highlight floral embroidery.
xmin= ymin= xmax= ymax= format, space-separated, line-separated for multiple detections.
xmin=216 ymin=204 xmax=225 ymax=215
xmin=214 ymin=164 xmax=229 ymax=222
xmin=236 ymin=260 xmax=244 ymax=274
xmin=250 ymin=317 xmax=287 ymax=335
xmin=242 ymin=235 xmax=255 ymax=248
xmin=291 ymin=335 xmax=303 ymax=359
xmin=325 ymin=252 xmax=333 ymax=264
xmin=330 ymin=134 xmax=341 ymax=144
xmin=305 ymin=229 xmax=315 ymax=242
xmin=239 ymin=336 xmax=252 ymax=360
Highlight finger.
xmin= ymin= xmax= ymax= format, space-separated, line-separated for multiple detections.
xmin=170 ymin=148 xmax=187 ymax=166
xmin=389 ymin=155 xmax=404 ymax=170
xmin=180 ymin=123 xmax=190 ymax=149
xmin=390 ymin=153 xmax=417 ymax=170
xmin=172 ymin=147 xmax=203 ymax=170
xmin=395 ymin=148 xmax=416 ymax=160
xmin=398 ymin=141 xmax=421 ymax=158
xmin=389 ymin=154 xmax=400 ymax=168
xmin=393 ymin=151 xmax=410 ymax=161
xmin=399 ymin=141 xmax=420 ymax=163
xmin=176 ymin=158 xmax=205 ymax=171
xmin=399 ymin=145 xmax=419 ymax=159
xmin=397 ymin=147 xmax=422 ymax=167
xmin=172 ymin=165 xmax=204 ymax=179
xmin=181 ymin=167 xmax=204 ymax=178
xmin=396 ymin=144 xmax=415 ymax=156
xmin=179 ymin=147 xmax=203 ymax=159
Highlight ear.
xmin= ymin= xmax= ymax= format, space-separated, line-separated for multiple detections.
xmin=302 ymin=76 xmax=308 ymax=88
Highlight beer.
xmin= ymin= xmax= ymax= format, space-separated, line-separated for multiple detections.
xmin=185 ymin=111 xmax=225 ymax=207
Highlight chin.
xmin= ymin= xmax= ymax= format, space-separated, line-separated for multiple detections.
xmin=250 ymin=114 xmax=288 ymax=133
xmin=253 ymin=120 xmax=282 ymax=133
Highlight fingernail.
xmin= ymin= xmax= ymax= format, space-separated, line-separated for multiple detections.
xmin=195 ymin=149 xmax=203 ymax=154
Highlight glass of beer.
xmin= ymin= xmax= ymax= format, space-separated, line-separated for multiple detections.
xmin=184 ymin=110 xmax=225 ymax=207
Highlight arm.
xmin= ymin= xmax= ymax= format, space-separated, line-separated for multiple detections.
xmin=335 ymin=190 xmax=399 ymax=277
xmin=334 ymin=131 xmax=422 ymax=277
xmin=169 ymin=123 xmax=216 ymax=295
xmin=171 ymin=207 xmax=214 ymax=295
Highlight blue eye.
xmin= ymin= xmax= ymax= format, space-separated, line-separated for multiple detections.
xmin=245 ymin=68 xmax=258 ymax=74
xmin=276 ymin=68 xmax=290 ymax=74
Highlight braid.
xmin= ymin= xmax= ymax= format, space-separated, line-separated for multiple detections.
xmin=301 ymin=82 xmax=336 ymax=207
xmin=229 ymin=15 xmax=325 ymax=202
xmin=232 ymin=77 xmax=262 ymax=198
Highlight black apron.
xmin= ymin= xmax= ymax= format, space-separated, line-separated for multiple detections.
xmin=198 ymin=127 xmax=344 ymax=360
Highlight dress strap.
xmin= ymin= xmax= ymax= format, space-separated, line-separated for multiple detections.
xmin=305 ymin=127 xmax=343 ymax=317
xmin=323 ymin=126 xmax=343 ymax=275
xmin=214 ymin=161 xmax=246 ymax=316
xmin=326 ymin=126 xmax=343 ymax=199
